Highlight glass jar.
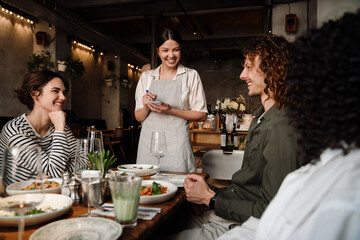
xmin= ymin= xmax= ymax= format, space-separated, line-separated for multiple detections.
xmin=203 ymin=114 xmax=216 ymax=130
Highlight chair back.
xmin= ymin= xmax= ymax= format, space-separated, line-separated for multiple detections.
xmin=114 ymin=128 xmax=124 ymax=139
xmin=202 ymin=150 xmax=244 ymax=180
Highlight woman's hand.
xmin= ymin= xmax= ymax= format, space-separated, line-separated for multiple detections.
xmin=148 ymin=102 xmax=172 ymax=114
xmin=49 ymin=111 xmax=66 ymax=131
xmin=142 ymin=91 xmax=157 ymax=110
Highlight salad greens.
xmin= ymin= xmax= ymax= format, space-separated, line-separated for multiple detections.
xmin=152 ymin=182 xmax=162 ymax=195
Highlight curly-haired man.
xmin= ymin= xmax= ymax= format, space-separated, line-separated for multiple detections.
xmin=171 ymin=35 xmax=302 ymax=240
xmin=218 ymin=10 xmax=360 ymax=240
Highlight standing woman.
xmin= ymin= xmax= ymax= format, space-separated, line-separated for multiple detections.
xmin=0 ymin=70 xmax=88 ymax=185
xmin=135 ymin=28 xmax=207 ymax=172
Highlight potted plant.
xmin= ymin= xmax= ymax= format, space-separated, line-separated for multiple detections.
xmin=87 ymin=149 xmax=117 ymax=178
xmin=27 ymin=51 xmax=54 ymax=72
xmin=64 ymin=56 xmax=85 ymax=81
xmin=104 ymin=73 xmax=118 ymax=87
xmin=119 ymin=75 xmax=130 ymax=88
xmin=57 ymin=60 xmax=66 ymax=72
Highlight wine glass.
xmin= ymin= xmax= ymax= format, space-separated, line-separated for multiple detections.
xmin=80 ymin=138 xmax=104 ymax=217
xmin=150 ymin=131 xmax=167 ymax=178
xmin=0 ymin=145 xmax=44 ymax=240
xmin=87 ymin=128 xmax=104 ymax=151
xmin=74 ymin=138 xmax=90 ymax=179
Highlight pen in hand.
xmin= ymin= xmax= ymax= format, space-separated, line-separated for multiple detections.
xmin=146 ymin=90 xmax=156 ymax=100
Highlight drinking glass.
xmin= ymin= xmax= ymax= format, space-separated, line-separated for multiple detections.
xmin=0 ymin=146 xmax=44 ymax=240
xmin=87 ymin=129 xmax=104 ymax=151
xmin=109 ymin=173 xmax=142 ymax=228
xmin=74 ymin=138 xmax=90 ymax=179
xmin=150 ymin=131 xmax=167 ymax=178
xmin=80 ymin=138 xmax=104 ymax=217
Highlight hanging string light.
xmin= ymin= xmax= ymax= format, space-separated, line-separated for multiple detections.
xmin=0 ymin=4 xmax=36 ymax=24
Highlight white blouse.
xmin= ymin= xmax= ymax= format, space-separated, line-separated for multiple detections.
xmin=135 ymin=64 xmax=207 ymax=113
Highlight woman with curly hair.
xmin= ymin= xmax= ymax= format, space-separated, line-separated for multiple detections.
xmin=171 ymin=34 xmax=301 ymax=240
xmin=218 ymin=10 xmax=360 ymax=240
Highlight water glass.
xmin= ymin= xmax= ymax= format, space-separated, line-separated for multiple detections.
xmin=109 ymin=173 xmax=142 ymax=228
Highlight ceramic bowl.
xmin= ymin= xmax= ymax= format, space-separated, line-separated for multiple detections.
xmin=0 ymin=193 xmax=72 ymax=227
xmin=6 ymin=178 xmax=62 ymax=196
xmin=140 ymin=180 xmax=178 ymax=204
xmin=117 ymin=164 xmax=158 ymax=177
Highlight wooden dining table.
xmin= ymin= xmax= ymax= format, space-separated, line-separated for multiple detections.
xmin=0 ymin=172 xmax=208 ymax=240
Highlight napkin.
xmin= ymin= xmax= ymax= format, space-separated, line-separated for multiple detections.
xmin=91 ymin=203 xmax=159 ymax=220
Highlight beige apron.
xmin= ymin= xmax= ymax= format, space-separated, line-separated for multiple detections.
xmin=136 ymin=72 xmax=196 ymax=172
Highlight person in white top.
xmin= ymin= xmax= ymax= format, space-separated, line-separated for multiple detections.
xmin=135 ymin=28 xmax=207 ymax=172
xmin=0 ymin=70 xmax=88 ymax=185
xmin=217 ymin=11 xmax=360 ymax=240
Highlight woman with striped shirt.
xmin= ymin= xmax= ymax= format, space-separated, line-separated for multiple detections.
xmin=0 ymin=70 xmax=88 ymax=186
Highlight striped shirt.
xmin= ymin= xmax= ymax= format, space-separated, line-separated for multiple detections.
xmin=0 ymin=114 xmax=88 ymax=186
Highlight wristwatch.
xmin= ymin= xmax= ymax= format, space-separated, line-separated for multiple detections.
xmin=209 ymin=193 xmax=217 ymax=210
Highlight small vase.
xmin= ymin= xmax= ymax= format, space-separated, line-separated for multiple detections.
xmin=225 ymin=113 xmax=235 ymax=131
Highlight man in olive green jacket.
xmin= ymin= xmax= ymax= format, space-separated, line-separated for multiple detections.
xmin=173 ymin=35 xmax=302 ymax=240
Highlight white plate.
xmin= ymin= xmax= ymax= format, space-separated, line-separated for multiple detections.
xmin=29 ymin=217 xmax=122 ymax=240
xmin=140 ymin=180 xmax=178 ymax=204
xmin=117 ymin=164 xmax=158 ymax=176
xmin=106 ymin=170 xmax=137 ymax=178
xmin=0 ymin=194 xmax=72 ymax=227
xmin=6 ymin=178 xmax=62 ymax=196
xmin=150 ymin=174 xmax=187 ymax=187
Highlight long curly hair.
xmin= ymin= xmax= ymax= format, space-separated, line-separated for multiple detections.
xmin=286 ymin=11 xmax=360 ymax=164
xmin=244 ymin=35 xmax=293 ymax=108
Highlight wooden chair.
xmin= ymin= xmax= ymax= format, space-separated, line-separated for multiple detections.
xmin=104 ymin=128 xmax=126 ymax=160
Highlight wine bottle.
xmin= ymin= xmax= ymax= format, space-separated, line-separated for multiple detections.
xmin=207 ymin=103 xmax=212 ymax=115
xmin=220 ymin=123 xmax=227 ymax=150
xmin=232 ymin=123 xmax=238 ymax=150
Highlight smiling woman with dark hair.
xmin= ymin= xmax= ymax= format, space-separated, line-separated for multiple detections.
xmin=0 ymin=70 xmax=87 ymax=186
xmin=218 ymin=10 xmax=360 ymax=240
xmin=135 ymin=28 xmax=208 ymax=172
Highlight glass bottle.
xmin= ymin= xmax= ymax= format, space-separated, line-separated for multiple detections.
xmin=220 ymin=122 xmax=228 ymax=151
xmin=232 ymin=123 xmax=238 ymax=150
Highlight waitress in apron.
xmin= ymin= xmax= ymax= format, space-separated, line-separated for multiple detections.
xmin=135 ymin=28 xmax=208 ymax=173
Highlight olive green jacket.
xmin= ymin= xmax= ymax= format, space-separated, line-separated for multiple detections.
xmin=215 ymin=105 xmax=302 ymax=223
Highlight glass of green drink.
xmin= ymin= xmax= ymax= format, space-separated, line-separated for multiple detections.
xmin=109 ymin=174 xmax=142 ymax=228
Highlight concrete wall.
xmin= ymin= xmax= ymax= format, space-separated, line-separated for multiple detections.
xmin=317 ymin=0 xmax=360 ymax=27
xmin=102 ymin=54 xmax=121 ymax=129
xmin=71 ymin=47 xmax=103 ymax=120
xmin=272 ymin=1 xmax=308 ymax=42
xmin=0 ymin=13 xmax=32 ymax=116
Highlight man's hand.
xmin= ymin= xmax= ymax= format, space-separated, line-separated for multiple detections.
xmin=49 ymin=111 xmax=66 ymax=131
xmin=184 ymin=174 xmax=216 ymax=206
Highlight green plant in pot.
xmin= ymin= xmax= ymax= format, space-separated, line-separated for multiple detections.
xmin=87 ymin=149 xmax=117 ymax=178
xmin=27 ymin=51 xmax=54 ymax=72
xmin=64 ymin=56 xmax=85 ymax=81
xmin=105 ymin=73 xmax=118 ymax=87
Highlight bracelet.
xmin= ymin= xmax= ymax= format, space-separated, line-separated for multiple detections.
xmin=209 ymin=193 xmax=217 ymax=210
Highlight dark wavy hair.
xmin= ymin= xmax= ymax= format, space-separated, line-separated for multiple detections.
xmin=15 ymin=70 xmax=69 ymax=110
xmin=286 ymin=11 xmax=360 ymax=164
xmin=155 ymin=28 xmax=183 ymax=48
xmin=244 ymin=35 xmax=293 ymax=109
